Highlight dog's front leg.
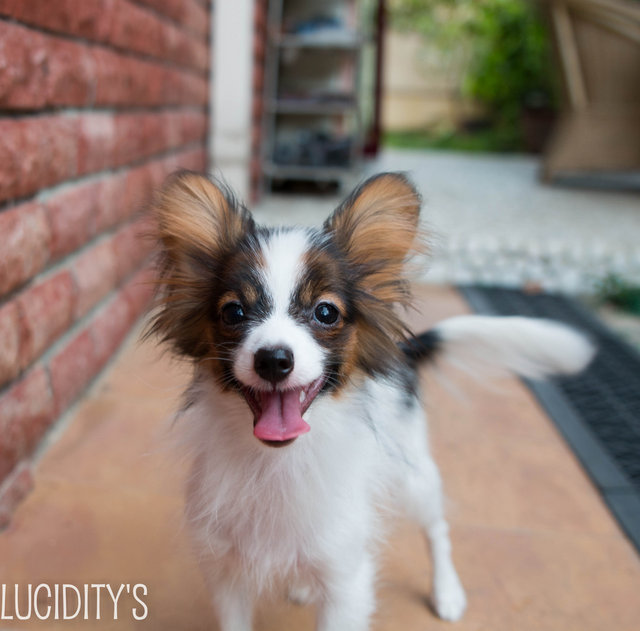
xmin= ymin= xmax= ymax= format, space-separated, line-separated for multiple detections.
xmin=316 ymin=551 xmax=376 ymax=631
xmin=209 ymin=576 xmax=253 ymax=631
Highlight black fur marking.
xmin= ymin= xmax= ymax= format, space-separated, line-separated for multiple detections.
xmin=401 ymin=330 xmax=442 ymax=363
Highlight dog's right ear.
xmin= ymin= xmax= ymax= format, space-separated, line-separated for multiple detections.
xmin=152 ymin=171 xmax=254 ymax=266
xmin=147 ymin=172 xmax=255 ymax=358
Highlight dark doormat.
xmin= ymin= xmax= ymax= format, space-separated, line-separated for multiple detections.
xmin=459 ymin=285 xmax=640 ymax=553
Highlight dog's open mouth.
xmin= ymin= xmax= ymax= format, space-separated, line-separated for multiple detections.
xmin=241 ymin=376 xmax=325 ymax=446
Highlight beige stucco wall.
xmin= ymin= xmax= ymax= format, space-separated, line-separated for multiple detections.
xmin=381 ymin=29 xmax=477 ymax=131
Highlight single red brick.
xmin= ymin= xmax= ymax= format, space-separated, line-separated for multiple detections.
xmin=173 ymin=147 xmax=207 ymax=172
xmin=46 ymin=37 xmax=95 ymax=107
xmin=0 ymin=461 xmax=34 ymax=529
xmin=146 ymin=114 xmax=173 ymax=156
xmin=0 ymin=201 xmax=51 ymax=296
xmin=49 ymin=328 xmax=96 ymax=414
xmin=90 ymin=292 xmax=133 ymax=369
xmin=0 ymin=301 xmax=22 ymax=387
xmin=122 ymin=165 xmax=155 ymax=216
xmin=91 ymin=47 xmax=207 ymax=108
xmin=0 ymin=21 xmax=48 ymax=109
xmin=45 ymin=182 xmax=99 ymax=260
xmin=17 ymin=271 xmax=75 ymax=369
xmin=164 ymin=68 xmax=207 ymax=106
xmin=157 ymin=146 xmax=205 ymax=178
xmin=77 ymin=113 xmax=116 ymax=175
xmin=91 ymin=49 xmax=151 ymax=106
xmin=0 ymin=116 xmax=79 ymax=202
xmin=161 ymin=70 xmax=208 ymax=106
xmin=176 ymin=110 xmax=208 ymax=144
xmin=110 ymin=114 xmax=158 ymax=168
xmin=172 ymin=70 xmax=207 ymax=107
xmin=171 ymin=30 xmax=209 ymax=73
xmin=0 ymin=119 xmax=37 ymax=202
xmin=109 ymin=1 xmax=164 ymax=60
xmin=0 ymin=19 xmax=210 ymax=109
xmin=0 ymin=0 xmax=209 ymax=72
xmin=113 ymin=114 xmax=150 ymax=165
xmin=0 ymin=366 xmax=54 ymax=481
xmin=93 ymin=172 xmax=128 ymax=233
xmin=71 ymin=239 xmax=119 ymax=318
xmin=0 ymin=21 xmax=97 ymax=109
xmin=36 ymin=116 xmax=79 ymax=190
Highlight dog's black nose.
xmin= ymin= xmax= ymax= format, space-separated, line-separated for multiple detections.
xmin=254 ymin=347 xmax=294 ymax=383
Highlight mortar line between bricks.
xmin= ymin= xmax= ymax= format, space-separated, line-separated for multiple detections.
xmin=0 ymin=254 xmax=156 ymax=402
xmin=0 ymin=15 xmax=210 ymax=79
xmin=0 ymin=104 xmax=207 ymax=122
xmin=0 ymin=139 xmax=207 ymax=215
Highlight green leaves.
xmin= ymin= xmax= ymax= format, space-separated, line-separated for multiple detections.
xmin=389 ymin=0 xmax=557 ymax=141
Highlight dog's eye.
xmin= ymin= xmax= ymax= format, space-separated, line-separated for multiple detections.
xmin=221 ymin=302 xmax=246 ymax=326
xmin=314 ymin=302 xmax=340 ymax=326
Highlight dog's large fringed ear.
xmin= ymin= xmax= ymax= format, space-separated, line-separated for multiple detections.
xmin=147 ymin=172 xmax=253 ymax=358
xmin=153 ymin=171 xmax=253 ymax=266
xmin=325 ymin=172 xmax=422 ymax=304
xmin=324 ymin=173 xmax=423 ymax=376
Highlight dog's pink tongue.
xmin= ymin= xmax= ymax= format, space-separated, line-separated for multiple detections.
xmin=253 ymin=389 xmax=311 ymax=441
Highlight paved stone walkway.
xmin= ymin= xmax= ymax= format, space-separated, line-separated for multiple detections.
xmin=255 ymin=149 xmax=640 ymax=294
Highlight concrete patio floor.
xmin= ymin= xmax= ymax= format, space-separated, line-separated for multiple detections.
xmin=1 ymin=285 xmax=639 ymax=630
xmin=255 ymin=149 xmax=640 ymax=293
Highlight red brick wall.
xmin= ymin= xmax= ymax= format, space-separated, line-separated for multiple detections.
xmin=0 ymin=0 xmax=211 ymax=526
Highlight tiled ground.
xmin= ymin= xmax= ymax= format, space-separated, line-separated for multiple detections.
xmin=1 ymin=286 xmax=640 ymax=630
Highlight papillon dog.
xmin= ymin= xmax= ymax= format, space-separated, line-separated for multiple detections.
xmin=148 ymin=171 xmax=594 ymax=631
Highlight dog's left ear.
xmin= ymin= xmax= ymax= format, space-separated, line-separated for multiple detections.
xmin=324 ymin=172 xmax=422 ymax=302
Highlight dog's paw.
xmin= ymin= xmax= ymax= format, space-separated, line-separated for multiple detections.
xmin=287 ymin=584 xmax=314 ymax=606
xmin=432 ymin=572 xmax=467 ymax=622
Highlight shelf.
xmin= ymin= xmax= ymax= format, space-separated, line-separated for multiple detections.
xmin=275 ymin=33 xmax=362 ymax=50
xmin=261 ymin=0 xmax=366 ymax=193
xmin=263 ymin=162 xmax=356 ymax=181
xmin=268 ymin=98 xmax=357 ymax=115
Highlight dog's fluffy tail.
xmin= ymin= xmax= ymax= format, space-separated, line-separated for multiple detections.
xmin=405 ymin=315 xmax=595 ymax=379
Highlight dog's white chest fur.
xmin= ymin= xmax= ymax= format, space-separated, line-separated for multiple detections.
xmin=184 ymin=378 xmax=399 ymax=588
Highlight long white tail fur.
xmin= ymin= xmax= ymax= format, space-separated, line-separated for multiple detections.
xmin=433 ymin=315 xmax=596 ymax=379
